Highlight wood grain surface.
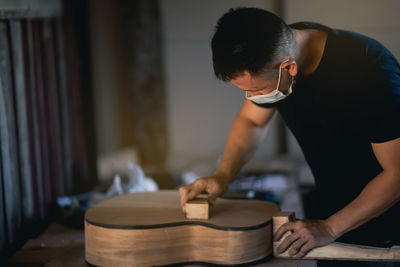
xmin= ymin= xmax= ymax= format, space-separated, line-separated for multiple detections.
xmin=85 ymin=190 xmax=280 ymax=266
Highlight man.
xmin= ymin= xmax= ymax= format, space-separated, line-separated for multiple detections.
xmin=179 ymin=7 xmax=400 ymax=259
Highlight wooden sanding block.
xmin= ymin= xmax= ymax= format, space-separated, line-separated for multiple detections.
xmin=185 ymin=198 xmax=209 ymax=219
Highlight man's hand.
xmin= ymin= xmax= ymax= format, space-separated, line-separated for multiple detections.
xmin=179 ymin=174 xmax=229 ymax=210
xmin=274 ymin=219 xmax=338 ymax=258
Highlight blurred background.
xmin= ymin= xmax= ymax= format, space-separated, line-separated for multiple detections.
xmin=91 ymin=0 xmax=400 ymax=178
xmin=1 ymin=0 xmax=399 ymax=264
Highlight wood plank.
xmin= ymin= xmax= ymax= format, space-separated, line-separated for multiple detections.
xmin=273 ymin=212 xmax=400 ymax=261
xmin=85 ymin=190 xmax=280 ymax=266
xmin=9 ymin=20 xmax=35 ymax=221
xmin=0 ymin=21 xmax=22 ymax=244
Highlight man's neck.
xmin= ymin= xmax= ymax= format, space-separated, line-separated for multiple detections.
xmin=293 ymin=28 xmax=327 ymax=76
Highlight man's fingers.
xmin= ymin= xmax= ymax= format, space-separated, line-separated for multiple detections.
xmin=207 ymin=187 xmax=221 ymax=206
xmin=180 ymin=176 xmax=225 ymax=211
xmin=294 ymin=242 xmax=314 ymax=258
xmin=207 ymin=195 xmax=216 ymax=206
xmin=288 ymin=238 xmax=307 ymax=256
xmin=274 ymin=222 xmax=296 ymax=241
xmin=179 ymin=185 xmax=192 ymax=207
xmin=186 ymin=189 xmax=201 ymax=203
xmin=274 ymin=219 xmax=336 ymax=258
xmin=277 ymin=231 xmax=300 ymax=254
xmin=180 ymin=179 xmax=208 ymax=208
xmin=187 ymin=179 xmax=206 ymax=200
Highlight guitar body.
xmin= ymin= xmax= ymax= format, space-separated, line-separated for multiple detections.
xmin=85 ymin=190 xmax=280 ymax=266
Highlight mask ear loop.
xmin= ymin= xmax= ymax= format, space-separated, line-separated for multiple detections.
xmin=285 ymin=75 xmax=294 ymax=95
xmin=275 ymin=66 xmax=283 ymax=92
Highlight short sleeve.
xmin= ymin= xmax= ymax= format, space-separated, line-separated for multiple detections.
xmin=365 ymin=52 xmax=400 ymax=143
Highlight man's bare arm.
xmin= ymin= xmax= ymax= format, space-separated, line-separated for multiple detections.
xmin=180 ymin=100 xmax=276 ymax=207
xmin=326 ymin=137 xmax=400 ymax=237
xmin=274 ymin=137 xmax=400 ymax=257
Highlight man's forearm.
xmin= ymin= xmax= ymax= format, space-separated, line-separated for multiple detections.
xmin=326 ymin=169 xmax=400 ymax=238
xmin=215 ymin=115 xmax=269 ymax=183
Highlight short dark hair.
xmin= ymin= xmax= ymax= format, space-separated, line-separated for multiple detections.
xmin=211 ymin=7 xmax=295 ymax=81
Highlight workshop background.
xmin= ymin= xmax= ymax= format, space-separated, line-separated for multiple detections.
xmin=1 ymin=0 xmax=399 ymax=265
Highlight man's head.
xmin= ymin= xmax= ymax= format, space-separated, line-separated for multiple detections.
xmin=211 ymin=7 xmax=296 ymax=83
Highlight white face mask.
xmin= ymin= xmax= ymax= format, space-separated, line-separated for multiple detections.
xmin=246 ymin=65 xmax=294 ymax=104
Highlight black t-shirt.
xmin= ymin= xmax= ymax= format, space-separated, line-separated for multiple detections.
xmin=254 ymin=22 xmax=400 ymax=246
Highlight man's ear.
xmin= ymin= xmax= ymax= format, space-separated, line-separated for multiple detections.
xmin=282 ymin=60 xmax=298 ymax=77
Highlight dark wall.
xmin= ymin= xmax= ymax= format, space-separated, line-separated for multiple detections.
xmin=0 ymin=0 xmax=97 ymax=260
